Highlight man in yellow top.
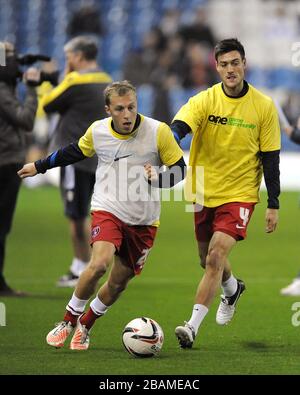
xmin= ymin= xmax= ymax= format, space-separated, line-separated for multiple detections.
xmin=172 ymin=38 xmax=280 ymax=348
xmin=18 ymin=80 xmax=185 ymax=350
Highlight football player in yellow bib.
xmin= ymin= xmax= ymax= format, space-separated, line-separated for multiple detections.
xmin=18 ymin=81 xmax=185 ymax=350
xmin=172 ymin=38 xmax=280 ymax=348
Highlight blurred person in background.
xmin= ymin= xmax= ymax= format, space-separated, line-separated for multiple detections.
xmin=123 ymin=28 xmax=187 ymax=124
xmin=123 ymin=27 xmax=167 ymax=87
xmin=0 ymin=42 xmax=39 ymax=296
xmin=182 ymin=42 xmax=216 ymax=89
xmin=122 ymin=6 xmax=218 ymax=123
xmin=24 ymin=59 xmax=59 ymax=188
xmin=40 ymin=36 xmax=112 ymax=287
xmin=159 ymin=8 xmax=181 ymax=39
xmin=178 ymin=6 xmax=217 ymax=89
xmin=279 ymin=117 xmax=300 ymax=296
xmin=179 ymin=6 xmax=216 ymax=50
xmin=67 ymin=5 xmax=103 ymax=39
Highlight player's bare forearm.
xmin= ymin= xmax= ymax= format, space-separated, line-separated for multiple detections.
xmin=265 ymin=208 xmax=278 ymax=233
xmin=283 ymin=125 xmax=293 ymax=137
xmin=17 ymin=163 xmax=38 ymax=178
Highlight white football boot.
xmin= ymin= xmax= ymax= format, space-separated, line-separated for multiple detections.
xmin=216 ymin=279 xmax=246 ymax=325
xmin=175 ymin=321 xmax=196 ymax=349
xmin=280 ymin=278 xmax=300 ymax=296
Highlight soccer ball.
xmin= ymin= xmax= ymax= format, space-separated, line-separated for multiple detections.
xmin=122 ymin=317 xmax=164 ymax=358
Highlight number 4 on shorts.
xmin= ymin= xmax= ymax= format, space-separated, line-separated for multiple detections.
xmin=239 ymin=207 xmax=250 ymax=226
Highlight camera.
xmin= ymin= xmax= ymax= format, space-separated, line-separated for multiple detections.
xmin=0 ymin=50 xmax=58 ymax=87
xmin=18 ymin=53 xmax=59 ymax=87
xmin=17 ymin=53 xmax=51 ymax=66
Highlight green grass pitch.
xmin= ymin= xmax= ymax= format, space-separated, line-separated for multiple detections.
xmin=1 ymin=187 xmax=300 ymax=375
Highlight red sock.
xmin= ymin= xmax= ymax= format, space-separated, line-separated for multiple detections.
xmin=63 ymin=310 xmax=79 ymax=327
xmin=79 ymin=307 xmax=102 ymax=330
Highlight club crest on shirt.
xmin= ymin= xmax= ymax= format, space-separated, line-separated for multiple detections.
xmin=92 ymin=226 xmax=101 ymax=238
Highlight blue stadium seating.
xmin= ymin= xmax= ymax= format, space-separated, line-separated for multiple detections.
xmin=136 ymin=85 xmax=155 ymax=117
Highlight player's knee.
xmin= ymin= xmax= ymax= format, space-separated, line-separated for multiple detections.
xmin=88 ymin=257 xmax=110 ymax=278
xmin=88 ymin=263 xmax=107 ymax=278
xmin=206 ymin=247 xmax=227 ymax=272
xmin=210 ymin=243 xmax=228 ymax=260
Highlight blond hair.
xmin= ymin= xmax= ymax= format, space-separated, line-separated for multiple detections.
xmin=104 ymin=80 xmax=136 ymax=105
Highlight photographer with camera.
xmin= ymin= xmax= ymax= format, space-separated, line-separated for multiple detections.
xmin=0 ymin=42 xmax=39 ymax=296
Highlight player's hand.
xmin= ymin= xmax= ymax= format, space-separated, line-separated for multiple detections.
xmin=283 ymin=125 xmax=293 ymax=137
xmin=144 ymin=164 xmax=158 ymax=181
xmin=265 ymin=208 xmax=278 ymax=233
xmin=23 ymin=67 xmax=41 ymax=86
xmin=17 ymin=163 xmax=38 ymax=179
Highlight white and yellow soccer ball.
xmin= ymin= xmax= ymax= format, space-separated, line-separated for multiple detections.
xmin=122 ymin=317 xmax=164 ymax=358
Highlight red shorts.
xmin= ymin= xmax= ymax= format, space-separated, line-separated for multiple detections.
xmin=91 ymin=211 xmax=157 ymax=275
xmin=194 ymin=202 xmax=256 ymax=242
